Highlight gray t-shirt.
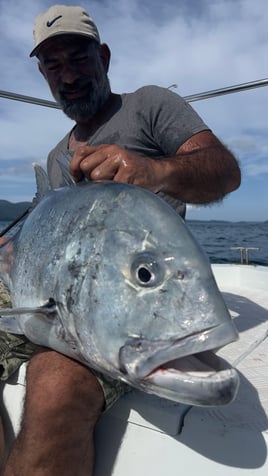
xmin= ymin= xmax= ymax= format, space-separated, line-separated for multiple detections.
xmin=47 ymin=85 xmax=209 ymax=217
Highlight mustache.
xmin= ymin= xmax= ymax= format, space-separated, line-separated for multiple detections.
xmin=59 ymin=78 xmax=95 ymax=95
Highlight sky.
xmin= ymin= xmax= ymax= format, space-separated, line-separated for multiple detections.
xmin=0 ymin=0 xmax=268 ymax=221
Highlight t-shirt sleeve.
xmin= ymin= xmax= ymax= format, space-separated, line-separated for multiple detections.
xmin=137 ymin=85 xmax=210 ymax=156
xmin=47 ymin=132 xmax=70 ymax=189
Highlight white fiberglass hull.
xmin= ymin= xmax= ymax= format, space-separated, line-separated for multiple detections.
xmin=1 ymin=264 xmax=268 ymax=475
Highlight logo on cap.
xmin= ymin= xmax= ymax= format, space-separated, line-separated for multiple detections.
xmin=46 ymin=15 xmax=62 ymax=27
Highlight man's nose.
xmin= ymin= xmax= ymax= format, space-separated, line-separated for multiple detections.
xmin=60 ymin=63 xmax=80 ymax=84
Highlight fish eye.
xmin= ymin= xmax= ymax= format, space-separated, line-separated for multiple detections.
xmin=131 ymin=252 xmax=164 ymax=288
xmin=137 ymin=265 xmax=153 ymax=283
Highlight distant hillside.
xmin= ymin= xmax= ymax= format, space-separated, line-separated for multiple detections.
xmin=0 ymin=200 xmax=31 ymax=221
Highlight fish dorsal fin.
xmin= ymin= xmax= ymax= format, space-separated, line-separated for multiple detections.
xmin=30 ymin=163 xmax=50 ymax=210
xmin=0 ymin=164 xmax=49 ymax=238
xmin=56 ymin=153 xmax=76 ymax=186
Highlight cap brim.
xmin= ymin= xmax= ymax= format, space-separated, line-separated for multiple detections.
xmin=30 ymin=32 xmax=99 ymax=57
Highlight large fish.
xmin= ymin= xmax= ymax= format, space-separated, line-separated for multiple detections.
xmin=0 ymin=165 xmax=239 ymax=406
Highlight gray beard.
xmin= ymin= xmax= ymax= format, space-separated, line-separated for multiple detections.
xmin=58 ymin=73 xmax=111 ymax=122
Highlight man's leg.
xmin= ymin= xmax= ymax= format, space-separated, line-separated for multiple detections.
xmin=0 ymin=416 xmax=5 ymax=475
xmin=4 ymin=349 xmax=104 ymax=476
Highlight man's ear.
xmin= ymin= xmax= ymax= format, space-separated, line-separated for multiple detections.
xmin=100 ymin=43 xmax=111 ymax=72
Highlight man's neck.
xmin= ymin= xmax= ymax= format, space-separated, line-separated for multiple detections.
xmin=73 ymin=93 xmax=121 ymax=142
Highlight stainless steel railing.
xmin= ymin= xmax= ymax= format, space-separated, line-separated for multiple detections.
xmin=1 ymin=77 xmax=268 ymax=109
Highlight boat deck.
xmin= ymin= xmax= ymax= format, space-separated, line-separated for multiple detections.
xmin=1 ymin=264 xmax=268 ymax=475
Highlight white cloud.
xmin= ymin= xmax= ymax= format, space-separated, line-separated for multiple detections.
xmin=244 ymin=161 xmax=268 ymax=177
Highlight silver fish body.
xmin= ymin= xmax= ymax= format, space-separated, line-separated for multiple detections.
xmin=0 ymin=170 xmax=239 ymax=406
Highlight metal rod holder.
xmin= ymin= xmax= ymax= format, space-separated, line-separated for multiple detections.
xmin=230 ymin=247 xmax=260 ymax=265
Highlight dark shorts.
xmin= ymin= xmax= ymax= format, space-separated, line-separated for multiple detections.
xmin=0 ymin=282 xmax=129 ymax=409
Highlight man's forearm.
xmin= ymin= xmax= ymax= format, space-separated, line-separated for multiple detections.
xmin=154 ymin=129 xmax=241 ymax=204
xmin=156 ymin=144 xmax=241 ymax=205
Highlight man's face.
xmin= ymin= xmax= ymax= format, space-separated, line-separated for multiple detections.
xmin=38 ymin=35 xmax=111 ymax=122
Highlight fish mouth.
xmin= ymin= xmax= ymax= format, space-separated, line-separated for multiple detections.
xmin=143 ymin=351 xmax=239 ymax=406
xmin=119 ymin=324 xmax=240 ymax=406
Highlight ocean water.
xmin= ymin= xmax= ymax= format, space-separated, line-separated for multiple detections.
xmin=188 ymin=220 xmax=268 ymax=266
xmin=1 ymin=219 xmax=267 ymax=266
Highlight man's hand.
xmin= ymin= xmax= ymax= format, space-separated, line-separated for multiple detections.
xmin=70 ymin=144 xmax=164 ymax=192
xmin=69 ymin=131 xmax=241 ymax=204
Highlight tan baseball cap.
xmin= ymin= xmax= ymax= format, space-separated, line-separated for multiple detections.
xmin=30 ymin=4 xmax=100 ymax=57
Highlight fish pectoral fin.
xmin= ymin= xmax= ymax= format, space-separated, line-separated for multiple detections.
xmin=33 ymin=298 xmax=58 ymax=320
xmin=0 ymin=313 xmax=23 ymax=334
xmin=0 ymin=299 xmax=58 ymax=321
xmin=0 ymin=300 xmax=59 ymax=334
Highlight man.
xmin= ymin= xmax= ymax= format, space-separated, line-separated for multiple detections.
xmin=2 ymin=4 xmax=241 ymax=476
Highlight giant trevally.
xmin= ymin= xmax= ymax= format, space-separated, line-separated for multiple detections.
xmin=0 ymin=165 xmax=239 ymax=406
